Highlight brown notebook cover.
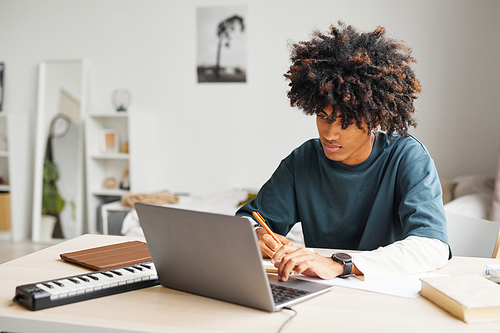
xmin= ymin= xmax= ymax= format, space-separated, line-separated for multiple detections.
xmin=60 ymin=240 xmax=152 ymax=271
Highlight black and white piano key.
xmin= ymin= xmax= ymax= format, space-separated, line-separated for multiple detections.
xmin=14 ymin=261 xmax=159 ymax=311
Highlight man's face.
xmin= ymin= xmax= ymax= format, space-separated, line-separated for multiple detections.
xmin=316 ymin=105 xmax=374 ymax=165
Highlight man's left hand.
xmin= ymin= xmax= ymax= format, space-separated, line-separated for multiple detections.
xmin=272 ymin=245 xmax=344 ymax=281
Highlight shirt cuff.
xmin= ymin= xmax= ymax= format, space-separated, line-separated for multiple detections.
xmin=351 ymin=236 xmax=449 ymax=281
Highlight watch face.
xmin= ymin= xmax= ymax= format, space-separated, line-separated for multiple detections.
xmin=335 ymin=253 xmax=352 ymax=260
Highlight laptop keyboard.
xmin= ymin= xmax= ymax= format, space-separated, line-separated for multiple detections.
xmin=271 ymin=284 xmax=309 ymax=305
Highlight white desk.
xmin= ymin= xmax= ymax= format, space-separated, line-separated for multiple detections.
xmin=1 ymin=234 xmax=500 ymax=332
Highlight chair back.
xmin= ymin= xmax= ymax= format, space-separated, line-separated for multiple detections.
xmin=445 ymin=210 xmax=500 ymax=258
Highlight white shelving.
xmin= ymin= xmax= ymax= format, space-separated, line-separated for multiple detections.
xmin=0 ymin=145 xmax=9 ymax=192
xmin=91 ymin=153 xmax=130 ymax=160
xmin=0 ymin=114 xmax=9 ymax=191
xmin=0 ymin=148 xmax=9 ymax=191
xmin=0 ymin=113 xmax=11 ymax=239
xmin=85 ymin=112 xmax=131 ymax=234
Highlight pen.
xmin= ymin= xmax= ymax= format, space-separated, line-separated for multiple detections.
xmin=252 ymin=211 xmax=283 ymax=246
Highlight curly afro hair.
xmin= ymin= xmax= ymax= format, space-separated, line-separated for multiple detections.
xmin=284 ymin=22 xmax=421 ymax=136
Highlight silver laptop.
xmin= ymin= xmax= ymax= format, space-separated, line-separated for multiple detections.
xmin=135 ymin=203 xmax=334 ymax=312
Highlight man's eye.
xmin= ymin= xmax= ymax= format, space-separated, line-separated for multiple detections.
xmin=317 ymin=114 xmax=328 ymax=120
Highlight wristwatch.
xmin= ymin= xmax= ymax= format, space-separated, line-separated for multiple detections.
xmin=331 ymin=252 xmax=353 ymax=278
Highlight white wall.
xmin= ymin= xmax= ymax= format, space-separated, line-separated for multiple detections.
xmin=1 ymin=0 xmax=499 ymax=240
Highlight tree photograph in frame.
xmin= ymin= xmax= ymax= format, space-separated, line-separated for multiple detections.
xmin=197 ymin=5 xmax=247 ymax=83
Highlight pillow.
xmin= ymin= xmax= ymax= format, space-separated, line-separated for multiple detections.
xmin=444 ymin=192 xmax=493 ymax=220
xmin=440 ymin=178 xmax=457 ymax=204
xmin=452 ymin=174 xmax=495 ymax=199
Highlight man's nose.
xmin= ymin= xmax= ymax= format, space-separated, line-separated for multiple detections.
xmin=323 ymin=122 xmax=341 ymax=141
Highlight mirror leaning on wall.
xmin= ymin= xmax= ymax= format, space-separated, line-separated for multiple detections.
xmin=32 ymin=60 xmax=86 ymax=243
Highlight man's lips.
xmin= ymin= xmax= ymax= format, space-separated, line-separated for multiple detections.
xmin=323 ymin=142 xmax=342 ymax=153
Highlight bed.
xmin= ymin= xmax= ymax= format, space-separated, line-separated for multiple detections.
xmin=120 ymin=188 xmax=306 ymax=247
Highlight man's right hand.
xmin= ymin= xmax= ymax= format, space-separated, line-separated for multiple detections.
xmin=255 ymin=227 xmax=293 ymax=258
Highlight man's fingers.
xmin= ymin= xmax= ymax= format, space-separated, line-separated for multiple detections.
xmin=273 ymin=247 xmax=304 ymax=281
xmin=264 ymin=234 xmax=282 ymax=251
xmin=255 ymin=228 xmax=292 ymax=259
xmin=276 ymin=234 xmax=293 ymax=246
xmin=259 ymin=234 xmax=282 ymax=258
xmin=273 ymin=247 xmax=331 ymax=281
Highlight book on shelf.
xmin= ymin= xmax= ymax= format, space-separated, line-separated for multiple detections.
xmin=419 ymin=274 xmax=500 ymax=323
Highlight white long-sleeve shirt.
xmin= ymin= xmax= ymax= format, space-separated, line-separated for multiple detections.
xmin=351 ymin=235 xmax=449 ymax=281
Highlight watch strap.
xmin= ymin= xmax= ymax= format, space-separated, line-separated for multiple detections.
xmin=332 ymin=253 xmax=353 ymax=278
xmin=342 ymin=260 xmax=353 ymax=277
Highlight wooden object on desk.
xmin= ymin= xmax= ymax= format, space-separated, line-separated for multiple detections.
xmin=420 ymin=274 xmax=500 ymax=323
xmin=2 ymin=234 xmax=500 ymax=333
xmin=60 ymin=240 xmax=151 ymax=270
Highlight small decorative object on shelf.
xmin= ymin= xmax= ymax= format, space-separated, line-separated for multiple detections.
xmin=100 ymin=129 xmax=119 ymax=154
xmin=112 ymin=89 xmax=131 ymax=112
xmin=121 ymin=141 xmax=129 ymax=154
xmin=103 ymin=177 xmax=117 ymax=189
xmin=119 ymin=168 xmax=130 ymax=190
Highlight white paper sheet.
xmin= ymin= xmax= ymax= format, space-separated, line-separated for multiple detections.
xmin=293 ymin=273 xmax=447 ymax=298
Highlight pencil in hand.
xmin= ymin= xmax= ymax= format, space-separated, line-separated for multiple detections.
xmin=252 ymin=211 xmax=283 ymax=246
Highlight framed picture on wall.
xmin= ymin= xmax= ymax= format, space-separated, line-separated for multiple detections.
xmin=100 ymin=129 xmax=119 ymax=154
xmin=0 ymin=62 xmax=4 ymax=111
xmin=197 ymin=5 xmax=247 ymax=83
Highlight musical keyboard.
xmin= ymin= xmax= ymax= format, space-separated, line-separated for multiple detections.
xmin=13 ymin=262 xmax=159 ymax=311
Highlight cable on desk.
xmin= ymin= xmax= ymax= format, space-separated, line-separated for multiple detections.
xmin=277 ymin=306 xmax=297 ymax=333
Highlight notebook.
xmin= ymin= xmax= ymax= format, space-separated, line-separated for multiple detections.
xmin=135 ymin=203 xmax=334 ymax=312
xmin=420 ymin=274 xmax=500 ymax=323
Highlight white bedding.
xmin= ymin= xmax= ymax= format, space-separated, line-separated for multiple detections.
xmin=120 ymin=188 xmax=305 ymax=246
xmin=443 ymin=174 xmax=496 ymax=220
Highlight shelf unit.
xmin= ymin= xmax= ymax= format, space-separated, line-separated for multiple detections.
xmin=85 ymin=112 xmax=130 ymax=234
xmin=0 ymin=113 xmax=11 ymax=240
xmin=0 ymin=148 xmax=9 ymax=193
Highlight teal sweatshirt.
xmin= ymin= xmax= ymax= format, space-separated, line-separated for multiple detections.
xmin=236 ymin=133 xmax=449 ymax=251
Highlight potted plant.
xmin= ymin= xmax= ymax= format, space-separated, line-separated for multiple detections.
xmin=41 ymin=157 xmax=65 ymax=240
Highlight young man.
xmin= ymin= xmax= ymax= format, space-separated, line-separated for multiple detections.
xmin=236 ymin=23 xmax=450 ymax=282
